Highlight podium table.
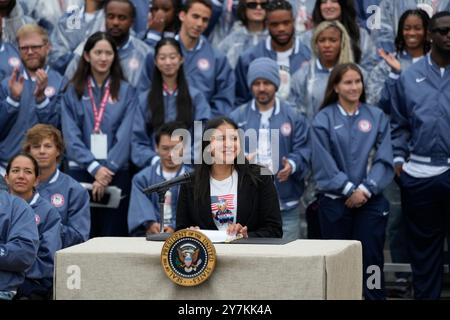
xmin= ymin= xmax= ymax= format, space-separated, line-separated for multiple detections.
xmin=54 ymin=238 xmax=362 ymax=300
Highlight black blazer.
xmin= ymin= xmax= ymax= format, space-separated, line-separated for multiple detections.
xmin=176 ymin=168 xmax=283 ymax=238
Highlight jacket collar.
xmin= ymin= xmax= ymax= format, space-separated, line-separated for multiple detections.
xmin=156 ymin=161 xmax=186 ymax=178
xmin=29 ymin=192 xmax=40 ymax=206
xmin=175 ymin=34 xmax=205 ymax=51
xmin=265 ymin=36 xmax=300 ymax=54
xmin=251 ymin=97 xmax=281 ymax=115
xmin=23 ymin=65 xmax=51 ymax=81
xmin=337 ymin=103 xmax=360 ymax=116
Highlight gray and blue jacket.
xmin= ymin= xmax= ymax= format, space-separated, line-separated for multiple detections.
xmin=0 ymin=42 xmax=21 ymax=83
xmin=139 ymin=35 xmax=235 ymax=117
xmin=37 ymin=169 xmax=90 ymax=248
xmin=234 ymin=36 xmax=311 ymax=106
xmin=0 ymin=191 xmax=39 ymax=292
xmin=311 ymin=103 xmax=394 ymax=197
xmin=371 ymin=0 xmax=450 ymax=53
xmin=128 ymin=161 xmax=189 ymax=236
xmin=0 ymin=67 xmax=65 ymax=169
xmin=65 ymin=35 xmax=152 ymax=88
xmin=230 ymin=99 xmax=310 ymax=209
xmin=61 ymin=79 xmax=137 ymax=176
xmin=390 ymin=54 xmax=450 ymax=166
xmin=131 ymin=86 xmax=211 ymax=169
xmin=48 ymin=6 xmax=105 ymax=74
xmin=26 ymin=193 xmax=61 ymax=282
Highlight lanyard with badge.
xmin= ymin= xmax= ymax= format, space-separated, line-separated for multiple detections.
xmin=88 ymin=78 xmax=110 ymax=160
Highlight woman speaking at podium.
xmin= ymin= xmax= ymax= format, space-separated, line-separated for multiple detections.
xmin=176 ymin=117 xmax=283 ymax=238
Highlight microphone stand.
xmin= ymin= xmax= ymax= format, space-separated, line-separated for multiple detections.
xmin=145 ymin=187 xmax=171 ymax=241
xmin=143 ymin=174 xmax=192 ymax=241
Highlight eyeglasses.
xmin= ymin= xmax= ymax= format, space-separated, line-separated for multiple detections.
xmin=431 ymin=27 xmax=450 ymax=36
xmin=245 ymin=2 xmax=268 ymax=10
xmin=19 ymin=44 xmax=46 ymax=53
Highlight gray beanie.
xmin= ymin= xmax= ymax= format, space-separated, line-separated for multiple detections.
xmin=247 ymin=57 xmax=280 ymax=89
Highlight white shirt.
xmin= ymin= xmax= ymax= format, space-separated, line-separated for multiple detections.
xmin=258 ymin=108 xmax=275 ymax=173
xmin=162 ymin=170 xmax=177 ymax=224
xmin=209 ymin=170 xmax=238 ymax=231
xmin=277 ymin=48 xmax=293 ymax=100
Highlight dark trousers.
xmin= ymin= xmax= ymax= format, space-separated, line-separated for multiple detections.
xmin=15 ymin=278 xmax=52 ymax=300
xmin=67 ymin=168 xmax=131 ymax=237
xmin=399 ymin=170 xmax=450 ymax=300
xmin=386 ymin=180 xmax=411 ymax=279
xmin=319 ymin=194 xmax=389 ymax=300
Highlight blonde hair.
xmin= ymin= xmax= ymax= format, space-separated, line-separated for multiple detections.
xmin=16 ymin=24 xmax=49 ymax=45
xmin=311 ymin=21 xmax=354 ymax=65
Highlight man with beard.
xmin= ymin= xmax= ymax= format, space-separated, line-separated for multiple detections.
xmin=230 ymin=57 xmax=310 ymax=241
xmin=64 ymin=0 xmax=151 ymax=87
xmin=390 ymin=11 xmax=450 ymax=299
xmin=234 ymin=0 xmax=310 ymax=106
xmin=0 ymin=24 xmax=64 ymax=181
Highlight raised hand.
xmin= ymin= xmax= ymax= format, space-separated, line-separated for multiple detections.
xmin=34 ymin=69 xmax=49 ymax=102
xmin=147 ymin=11 xmax=166 ymax=33
xmin=8 ymin=67 xmax=25 ymax=100
xmin=378 ymin=48 xmax=401 ymax=73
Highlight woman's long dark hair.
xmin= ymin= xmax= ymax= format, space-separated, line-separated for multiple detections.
xmin=148 ymin=37 xmax=193 ymax=133
xmin=395 ymin=9 xmax=431 ymax=54
xmin=312 ymin=0 xmax=362 ymax=63
xmin=320 ymin=63 xmax=366 ymax=110
xmin=70 ymin=31 xmax=124 ymax=100
xmin=194 ymin=117 xmax=262 ymax=204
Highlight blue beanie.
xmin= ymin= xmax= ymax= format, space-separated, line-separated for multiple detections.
xmin=247 ymin=57 xmax=280 ymax=89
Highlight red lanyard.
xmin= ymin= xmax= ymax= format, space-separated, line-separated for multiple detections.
xmin=163 ymin=82 xmax=177 ymax=95
xmin=88 ymin=78 xmax=110 ymax=133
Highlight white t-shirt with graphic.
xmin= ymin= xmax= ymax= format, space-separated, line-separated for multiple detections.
xmin=210 ymin=170 xmax=238 ymax=230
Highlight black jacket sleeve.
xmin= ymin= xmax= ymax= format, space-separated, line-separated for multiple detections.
xmin=248 ymin=174 xmax=283 ymax=238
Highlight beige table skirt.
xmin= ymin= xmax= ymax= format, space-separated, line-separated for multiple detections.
xmin=54 ymin=238 xmax=362 ymax=300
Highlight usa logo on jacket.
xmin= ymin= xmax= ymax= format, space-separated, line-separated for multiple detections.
xmin=8 ymin=57 xmax=21 ymax=68
xmin=281 ymin=122 xmax=292 ymax=136
xmin=51 ymin=193 xmax=65 ymax=208
xmin=45 ymin=86 xmax=56 ymax=98
xmin=358 ymin=120 xmax=372 ymax=133
xmin=197 ymin=58 xmax=210 ymax=71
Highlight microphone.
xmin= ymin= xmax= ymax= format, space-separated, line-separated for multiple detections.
xmin=143 ymin=171 xmax=194 ymax=195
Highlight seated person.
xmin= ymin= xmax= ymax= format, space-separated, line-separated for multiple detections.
xmin=128 ymin=122 xmax=191 ymax=236
xmin=176 ymin=117 xmax=283 ymax=238
xmin=23 ymin=124 xmax=90 ymax=248
xmin=4 ymin=153 xmax=61 ymax=300
xmin=0 ymin=190 xmax=39 ymax=300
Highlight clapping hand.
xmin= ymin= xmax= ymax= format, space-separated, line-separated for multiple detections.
xmin=8 ymin=67 xmax=25 ymax=101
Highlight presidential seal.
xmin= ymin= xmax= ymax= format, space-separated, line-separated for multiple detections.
xmin=161 ymin=229 xmax=216 ymax=287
